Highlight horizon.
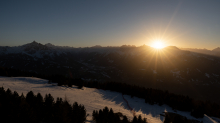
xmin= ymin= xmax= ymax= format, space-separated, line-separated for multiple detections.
xmin=1 ymin=1 xmax=220 ymax=50
xmin=1 ymin=40 xmax=220 ymax=50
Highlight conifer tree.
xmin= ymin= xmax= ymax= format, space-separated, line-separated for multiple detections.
xmin=132 ymin=116 xmax=138 ymax=123
xmin=122 ymin=116 xmax=129 ymax=123
xmin=26 ymin=91 xmax=35 ymax=105
xmin=137 ymin=115 xmax=142 ymax=123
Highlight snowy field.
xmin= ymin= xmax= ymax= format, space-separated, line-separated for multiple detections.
xmin=0 ymin=76 xmax=219 ymax=123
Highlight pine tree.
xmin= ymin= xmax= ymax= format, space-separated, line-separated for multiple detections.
xmin=26 ymin=91 xmax=35 ymax=105
xmin=137 ymin=115 xmax=142 ymax=123
xmin=132 ymin=116 xmax=138 ymax=123
xmin=143 ymin=118 xmax=147 ymax=123
xmin=36 ymin=93 xmax=43 ymax=103
xmin=122 ymin=116 xmax=129 ymax=123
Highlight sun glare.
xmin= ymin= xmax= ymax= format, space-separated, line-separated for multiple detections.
xmin=151 ymin=41 xmax=165 ymax=49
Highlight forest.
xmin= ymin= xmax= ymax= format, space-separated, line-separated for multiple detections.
xmin=0 ymin=87 xmax=86 ymax=123
xmin=1 ymin=66 xmax=220 ymax=119
xmin=0 ymin=87 xmax=150 ymax=123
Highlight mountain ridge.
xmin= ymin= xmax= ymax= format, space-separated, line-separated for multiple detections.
xmin=1 ymin=41 xmax=220 ymax=103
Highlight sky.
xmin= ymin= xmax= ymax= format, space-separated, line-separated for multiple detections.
xmin=0 ymin=0 xmax=220 ymax=49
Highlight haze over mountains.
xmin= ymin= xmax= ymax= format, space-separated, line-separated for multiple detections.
xmin=1 ymin=41 xmax=220 ymax=103
xmin=181 ymin=47 xmax=220 ymax=57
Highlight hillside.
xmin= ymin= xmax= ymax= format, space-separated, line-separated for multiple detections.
xmin=0 ymin=76 xmax=218 ymax=123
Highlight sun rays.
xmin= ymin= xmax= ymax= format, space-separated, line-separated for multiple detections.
xmin=144 ymin=44 xmax=177 ymax=78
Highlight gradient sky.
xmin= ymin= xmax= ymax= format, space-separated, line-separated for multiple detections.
xmin=0 ymin=0 xmax=220 ymax=49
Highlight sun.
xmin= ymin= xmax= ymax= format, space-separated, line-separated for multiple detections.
xmin=151 ymin=41 xmax=165 ymax=49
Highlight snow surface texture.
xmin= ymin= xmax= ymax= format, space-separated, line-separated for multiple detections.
xmin=0 ymin=76 xmax=218 ymax=123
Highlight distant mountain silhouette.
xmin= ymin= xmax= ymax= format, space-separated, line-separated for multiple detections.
xmin=164 ymin=46 xmax=179 ymax=50
xmin=212 ymin=47 xmax=220 ymax=52
xmin=45 ymin=43 xmax=55 ymax=47
xmin=1 ymin=41 xmax=220 ymax=104
xmin=181 ymin=47 xmax=220 ymax=57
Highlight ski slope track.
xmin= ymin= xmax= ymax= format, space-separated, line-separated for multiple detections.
xmin=0 ymin=76 xmax=219 ymax=123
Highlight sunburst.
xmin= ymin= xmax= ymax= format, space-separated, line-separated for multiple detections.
xmin=151 ymin=41 xmax=165 ymax=49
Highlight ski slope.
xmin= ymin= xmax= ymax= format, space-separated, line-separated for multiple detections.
xmin=0 ymin=76 xmax=219 ymax=123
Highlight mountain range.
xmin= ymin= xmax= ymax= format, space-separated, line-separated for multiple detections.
xmin=1 ymin=41 xmax=220 ymax=103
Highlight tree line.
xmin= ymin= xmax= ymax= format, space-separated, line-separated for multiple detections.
xmin=92 ymin=107 xmax=147 ymax=123
xmin=0 ymin=87 xmax=149 ymax=123
xmin=0 ymin=87 xmax=86 ymax=123
xmin=1 ymin=66 xmax=220 ymax=118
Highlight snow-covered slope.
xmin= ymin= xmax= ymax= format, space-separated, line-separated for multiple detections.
xmin=0 ymin=76 xmax=218 ymax=123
